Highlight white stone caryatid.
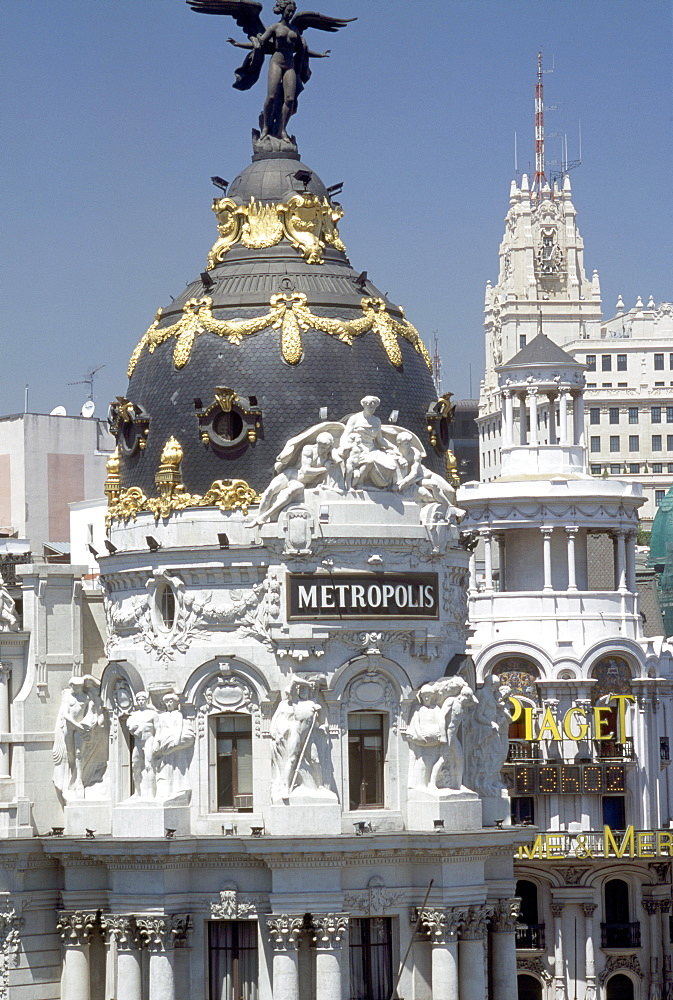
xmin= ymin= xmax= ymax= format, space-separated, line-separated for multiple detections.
xmin=101 ymin=914 xmax=142 ymax=1000
xmin=150 ymin=693 xmax=196 ymax=800
xmin=57 ymin=910 xmax=98 ymax=1000
xmin=459 ymin=905 xmax=493 ymax=1000
xmin=266 ymin=914 xmax=304 ymax=1000
xmin=464 ymin=675 xmax=512 ymax=805
xmin=135 ymin=914 xmax=191 ymax=1000
xmin=489 ymin=898 xmax=520 ymax=1000
xmin=416 ymin=906 xmax=466 ymax=1000
xmin=52 ymin=675 xmax=109 ymax=800
xmin=407 ymin=677 xmax=477 ymax=792
xmin=0 ymin=573 xmax=17 ymax=633
xmin=127 ymin=691 xmax=159 ymax=798
xmin=311 ymin=913 xmax=348 ymax=1000
xmin=269 ymin=674 xmax=333 ymax=803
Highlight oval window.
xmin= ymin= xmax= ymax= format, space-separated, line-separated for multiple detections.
xmin=213 ymin=409 xmax=244 ymax=442
xmin=159 ymin=584 xmax=176 ymax=630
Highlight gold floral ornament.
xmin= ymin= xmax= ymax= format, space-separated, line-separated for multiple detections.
xmin=127 ymin=295 xmax=432 ymax=375
xmin=206 ymin=194 xmax=346 ymax=269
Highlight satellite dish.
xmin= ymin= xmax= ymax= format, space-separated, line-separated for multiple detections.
xmin=81 ymin=400 xmax=96 ymax=418
xmin=49 ymin=405 xmax=67 ymax=416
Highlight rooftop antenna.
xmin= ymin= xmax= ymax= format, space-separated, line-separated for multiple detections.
xmin=68 ymin=364 xmax=106 ymax=403
xmin=531 ymin=50 xmax=553 ymax=200
xmin=514 ymin=131 xmax=519 ymax=178
xmin=431 ymin=332 xmax=442 ymax=395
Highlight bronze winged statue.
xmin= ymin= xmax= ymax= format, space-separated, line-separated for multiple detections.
xmin=187 ymin=0 xmax=355 ymax=142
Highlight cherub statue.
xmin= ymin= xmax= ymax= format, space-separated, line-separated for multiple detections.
xmin=187 ymin=0 xmax=355 ymax=142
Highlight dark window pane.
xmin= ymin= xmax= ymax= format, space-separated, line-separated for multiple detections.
xmin=209 ymin=921 xmax=258 ymax=1000
xmin=349 ymin=714 xmax=384 ymax=809
xmin=602 ymin=796 xmax=626 ymax=830
xmin=349 ymin=918 xmax=393 ymax=1000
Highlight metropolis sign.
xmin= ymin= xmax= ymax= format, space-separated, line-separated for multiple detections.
xmin=288 ymin=573 xmax=439 ymax=620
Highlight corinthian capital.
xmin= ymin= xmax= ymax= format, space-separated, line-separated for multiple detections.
xmin=135 ymin=914 xmax=192 ymax=952
xmin=266 ymin=914 xmax=304 ymax=951
xmin=56 ymin=910 xmax=98 ymax=946
xmin=491 ymin=898 xmax=521 ymax=933
xmin=460 ymin=904 xmax=494 ymax=941
xmin=311 ymin=913 xmax=349 ymax=949
xmin=415 ymin=907 xmax=466 ymax=944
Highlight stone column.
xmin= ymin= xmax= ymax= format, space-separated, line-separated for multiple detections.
xmin=469 ymin=548 xmax=477 ymax=592
xmin=541 ymin=527 xmax=554 ymax=592
xmin=489 ymin=899 xmax=520 ymax=1000
xmin=518 ymin=394 xmax=527 ymax=445
xmin=481 ymin=530 xmax=493 ymax=594
xmin=582 ymin=903 xmax=597 ymax=1000
xmin=643 ymin=899 xmax=663 ymax=1000
xmin=495 ymin=533 xmax=506 ymax=592
xmin=136 ymin=915 xmax=191 ymax=1000
xmin=559 ymin=390 xmax=571 ymax=446
xmin=101 ymin=915 xmax=142 ymax=1000
xmin=266 ymin=914 xmax=303 ymax=1000
xmin=573 ymin=392 xmax=585 ymax=446
xmin=550 ymin=902 xmax=565 ymax=1000
xmin=659 ymin=900 xmax=672 ymax=1000
xmin=565 ymin=527 xmax=578 ymax=592
xmin=311 ymin=914 xmax=348 ymax=1000
xmin=417 ymin=907 xmax=464 ymax=1000
xmin=459 ymin=905 xmax=492 ymax=1000
xmin=527 ymin=388 xmax=539 ymax=446
xmin=502 ymin=390 xmax=514 ymax=448
xmin=614 ymin=530 xmax=627 ymax=592
xmin=57 ymin=910 xmax=98 ymax=1000
xmin=0 ymin=662 xmax=11 ymax=778
xmin=547 ymin=393 xmax=557 ymax=445
xmin=626 ymin=530 xmax=637 ymax=593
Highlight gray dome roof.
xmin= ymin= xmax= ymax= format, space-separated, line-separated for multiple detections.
xmin=112 ymin=148 xmax=445 ymax=501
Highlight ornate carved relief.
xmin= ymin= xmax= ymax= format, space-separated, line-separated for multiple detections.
xmin=56 ymin=910 xmax=99 ymax=946
xmin=598 ymin=955 xmax=644 ymax=986
xmin=311 ymin=913 xmax=349 ymax=949
xmin=265 ymin=914 xmax=304 ymax=951
xmin=344 ymin=876 xmax=404 ymax=916
xmin=414 ymin=906 xmax=466 ymax=944
xmin=210 ymin=883 xmax=260 ymax=920
xmin=135 ymin=915 xmax=192 ymax=952
xmin=517 ymin=956 xmax=553 ymax=984
xmin=491 ymin=898 xmax=520 ymax=933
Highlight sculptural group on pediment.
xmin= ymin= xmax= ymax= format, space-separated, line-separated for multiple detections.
xmin=251 ymin=396 xmax=459 ymax=525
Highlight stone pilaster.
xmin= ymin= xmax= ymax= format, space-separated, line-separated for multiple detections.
xmin=266 ymin=914 xmax=304 ymax=1000
xmin=489 ymin=898 xmax=520 ymax=1000
xmin=311 ymin=913 xmax=348 ymax=1000
xmin=581 ymin=903 xmax=597 ymax=1000
xmin=550 ymin=902 xmax=566 ymax=1000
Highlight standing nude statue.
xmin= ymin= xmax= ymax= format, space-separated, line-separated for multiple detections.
xmin=127 ymin=691 xmax=159 ymax=798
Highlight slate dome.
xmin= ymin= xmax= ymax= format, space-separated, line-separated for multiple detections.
xmin=110 ymin=145 xmax=448 ymax=502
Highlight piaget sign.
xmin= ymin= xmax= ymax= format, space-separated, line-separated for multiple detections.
xmin=288 ymin=573 xmax=439 ymax=620
xmin=509 ymin=694 xmax=634 ymax=742
xmin=519 ymin=826 xmax=673 ymax=860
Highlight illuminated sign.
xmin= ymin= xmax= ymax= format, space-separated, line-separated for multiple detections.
xmin=514 ymin=764 xmax=625 ymax=795
xmin=509 ymin=694 xmax=634 ymax=742
xmin=518 ymin=826 xmax=673 ymax=860
xmin=287 ymin=573 xmax=439 ymax=619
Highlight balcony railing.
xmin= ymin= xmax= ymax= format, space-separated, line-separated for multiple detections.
xmin=515 ymin=924 xmax=546 ymax=950
xmin=601 ymin=922 xmax=641 ymax=949
xmin=593 ymin=739 xmax=635 ymax=761
xmin=661 ymin=737 xmax=670 ymax=762
xmin=507 ymin=741 xmax=542 ymax=763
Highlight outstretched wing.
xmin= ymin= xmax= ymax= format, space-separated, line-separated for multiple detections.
xmin=186 ymin=0 xmax=265 ymax=37
xmin=291 ymin=10 xmax=357 ymax=33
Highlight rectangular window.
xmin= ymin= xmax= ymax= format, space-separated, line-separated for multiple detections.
xmin=653 ymin=463 xmax=663 ymax=473
xmin=656 ymin=382 xmax=665 ymax=387
xmin=602 ymin=383 xmax=613 ymax=389
xmin=349 ymin=918 xmax=393 ymax=1000
xmin=668 ymin=464 xmax=673 ymax=474
xmin=655 ymin=353 xmax=665 ymax=370
xmin=590 ymin=408 xmax=600 ymax=425
xmin=609 ymin=436 xmax=620 ymax=453
xmin=586 ymin=355 xmax=596 ymax=371
xmin=618 ymin=382 xmax=627 ymax=388
xmin=667 ymin=407 xmax=673 ymax=423
xmin=209 ymin=921 xmax=258 ymax=1000
xmin=602 ymin=796 xmax=626 ymax=830
xmin=609 ymin=464 xmax=621 ymax=474
xmin=511 ymin=796 xmax=535 ymax=825
xmin=215 ymin=714 xmax=253 ymax=811
xmin=617 ymin=354 xmax=627 ymax=371
xmin=653 ymin=435 xmax=663 ymax=451
xmin=601 ymin=355 xmax=612 ymax=371
xmin=628 ymin=435 xmax=639 ymax=452
xmin=628 ymin=407 xmax=639 ymax=424
xmin=670 ymin=353 xmax=673 ymax=370
xmin=590 ymin=464 xmax=602 ymax=475
xmin=348 ymin=713 xmax=385 ymax=809
xmin=609 ymin=407 xmax=620 ymax=425
xmin=652 ymin=406 xmax=662 ymax=423
xmin=519 ymin=334 xmax=526 ymax=349
xmin=656 ymin=490 xmax=666 ymax=507
xmin=668 ymin=436 xmax=673 ymax=451
xmin=590 ymin=436 xmax=601 ymax=453
xmin=629 ymin=463 xmax=640 ymax=473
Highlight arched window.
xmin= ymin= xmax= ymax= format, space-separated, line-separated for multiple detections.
xmin=605 ymin=879 xmax=630 ymax=922
xmin=517 ymin=974 xmax=542 ymax=1000
xmin=492 ymin=657 xmax=539 ymax=705
xmin=605 ymin=973 xmax=634 ymax=1000
xmin=602 ymin=879 xmax=639 ymax=948
xmin=515 ymin=880 xmax=544 ymax=950
xmin=159 ymin=583 xmax=176 ymax=630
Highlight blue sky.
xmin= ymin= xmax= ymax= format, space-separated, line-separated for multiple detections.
xmin=2 ymin=0 xmax=671 ymax=413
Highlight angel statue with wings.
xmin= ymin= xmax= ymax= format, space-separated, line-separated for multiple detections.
xmin=187 ymin=0 xmax=355 ymax=142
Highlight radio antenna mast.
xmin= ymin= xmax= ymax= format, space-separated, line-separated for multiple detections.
xmin=532 ymin=51 xmax=553 ymax=199
xmin=68 ymin=364 xmax=106 ymax=402
xmin=432 ymin=333 xmax=442 ymax=396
